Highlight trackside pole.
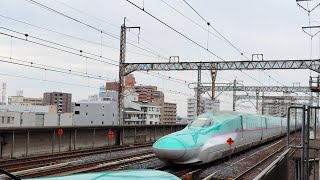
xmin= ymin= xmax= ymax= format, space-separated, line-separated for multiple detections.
xmin=229 ymin=144 xmax=231 ymax=161
xmin=227 ymin=137 xmax=234 ymax=161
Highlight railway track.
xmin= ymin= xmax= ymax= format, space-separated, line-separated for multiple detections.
xmin=233 ymin=144 xmax=289 ymax=179
xmin=201 ymin=135 xmax=298 ymax=180
xmin=150 ymin=134 xmax=299 ymax=180
xmin=1 ymin=143 xmax=153 ymax=172
xmin=2 ymin=151 xmax=155 ymax=179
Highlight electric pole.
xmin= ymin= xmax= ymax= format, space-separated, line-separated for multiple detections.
xmin=118 ymin=18 xmax=140 ymax=125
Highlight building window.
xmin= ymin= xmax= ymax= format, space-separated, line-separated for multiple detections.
xmin=102 ymin=114 xmax=104 ymax=116
xmin=1 ymin=117 xmax=4 ymax=123
xmin=75 ymin=103 xmax=80 ymax=106
xmin=86 ymin=112 xmax=88 ymax=115
xmin=7 ymin=117 xmax=10 ymax=123
xmin=113 ymin=113 xmax=114 ymax=117
xmin=91 ymin=121 xmax=93 ymax=124
xmin=75 ymin=111 xmax=80 ymax=115
xmin=102 ymin=105 xmax=104 ymax=108
xmin=86 ymin=104 xmax=88 ymax=107
xmin=150 ymin=115 xmax=153 ymax=118
xmin=102 ymin=121 xmax=104 ymax=125
xmin=11 ymin=117 xmax=14 ymax=123
xmin=20 ymin=119 xmax=23 ymax=125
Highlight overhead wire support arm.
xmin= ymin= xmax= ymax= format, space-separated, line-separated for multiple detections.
xmin=198 ymin=85 xmax=311 ymax=93
xmin=123 ymin=59 xmax=320 ymax=75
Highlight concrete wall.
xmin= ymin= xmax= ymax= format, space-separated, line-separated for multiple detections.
xmin=0 ymin=124 xmax=186 ymax=159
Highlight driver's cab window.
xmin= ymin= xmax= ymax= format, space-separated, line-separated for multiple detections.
xmin=189 ymin=117 xmax=213 ymax=127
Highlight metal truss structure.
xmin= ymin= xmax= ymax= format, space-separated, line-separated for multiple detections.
xmin=198 ymin=85 xmax=311 ymax=94
xmin=119 ymin=56 xmax=320 ymax=120
xmin=123 ymin=59 xmax=320 ymax=75
xmin=235 ymin=95 xmax=316 ymax=101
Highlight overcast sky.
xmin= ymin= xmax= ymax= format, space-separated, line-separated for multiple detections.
xmin=0 ymin=0 xmax=319 ymax=117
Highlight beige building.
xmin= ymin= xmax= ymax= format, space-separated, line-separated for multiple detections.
xmin=163 ymin=102 xmax=177 ymax=124
xmin=8 ymin=96 xmax=43 ymax=105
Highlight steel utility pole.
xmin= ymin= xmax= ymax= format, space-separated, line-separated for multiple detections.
xmin=118 ymin=18 xmax=140 ymax=125
xmin=196 ymin=66 xmax=202 ymax=115
xmin=210 ymin=70 xmax=217 ymax=100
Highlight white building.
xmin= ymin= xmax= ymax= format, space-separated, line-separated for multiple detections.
xmin=0 ymin=112 xmax=73 ymax=127
xmin=123 ymin=90 xmax=161 ymax=125
xmin=187 ymin=97 xmax=220 ymax=122
xmin=73 ymin=101 xmax=118 ymax=126
xmin=0 ymin=104 xmax=57 ymax=113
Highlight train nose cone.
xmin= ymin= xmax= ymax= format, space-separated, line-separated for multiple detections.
xmin=152 ymin=137 xmax=186 ymax=160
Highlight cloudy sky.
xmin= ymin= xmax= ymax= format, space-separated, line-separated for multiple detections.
xmin=0 ymin=0 xmax=319 ymax=116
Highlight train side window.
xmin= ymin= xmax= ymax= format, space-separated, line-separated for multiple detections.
xmin=240 ymin=116 xmax=243 ymax=130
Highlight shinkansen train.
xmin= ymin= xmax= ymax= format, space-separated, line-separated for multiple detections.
xmin=22 ymin=169 xmax=180 ymax=180
xmin=153 ymin=111 xmax=300 ymax=164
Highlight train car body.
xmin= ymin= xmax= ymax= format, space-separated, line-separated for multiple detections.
xmin=153 ymin=111 xmax=299 ymax=164
xmin=24 ymin=169 xmax=180 ymax=180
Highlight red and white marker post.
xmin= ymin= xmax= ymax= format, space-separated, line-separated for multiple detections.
xmin=227 ymin=137 xmax=234 ymax=160
xmin=57 ymin=129 xmax=63 ymax=152
xmin=108 ymin=130 xmax=114 ymax=155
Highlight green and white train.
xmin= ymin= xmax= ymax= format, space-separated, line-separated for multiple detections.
xmin=153 ymin=111 xmax=300 ymax=164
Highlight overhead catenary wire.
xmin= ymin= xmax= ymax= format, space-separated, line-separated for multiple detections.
xmin=125 ymin=0 xmax=272 ymax=87
xmin=19 ymin=0 xmax=220 ymax=87
xmin=52 ymin=0 xmax=171 ymax=56
xmin=0 ymin=55 xmax=115 ymax=81
xmin=0 ymin=28 xmax=195 ymax=89
xmin=180 ymin=0 xmax=287 ymax=91
xmin=23 ymin=0 xmax=171 ymax=61
xmin=0 ymin=14 xmax=166 ymax=60
xmin=0 ymin=26 xmax=196 ymax=85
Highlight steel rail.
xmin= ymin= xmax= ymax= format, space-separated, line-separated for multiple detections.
xmin=234 ymin=139 xmax=297 ymax=179
xmin=2 ymin=143 xmax=153 ymax=172
xmin=13 ymin=151 xmax=154 ymax=178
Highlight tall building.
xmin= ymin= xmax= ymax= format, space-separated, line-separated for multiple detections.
xmin=43 ymin=92 xmax=72 ymax=113
xmin=8 ymin=96 xmax=43 ymax=105
xmin=187 ymin=97 xmax=220 ymax=122
xmin=134 ymin=86 xmax=157 ymax=102
xmin=163 ymin=102 xmax=177 ymax=124
xmin=258 ymin=98 xmax=297 ymax=117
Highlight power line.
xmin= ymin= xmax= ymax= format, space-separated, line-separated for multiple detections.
xmin=52 ymin=0 xmax=171 ymax=57
xmin=23 ymin=0 xmax=171 ymax=61
xmin=180 ymin=0 xmax=287 ymax=90
xmin=0 ymin=71 xmax=100 ymax=89
xmin=0 ymin=28 xmax=194 ymax=87
xmin=10 ymin=1 xmax=198 ymax=85
xmin=125 ymin=0 xmax=224 ymax=61
xmin=0 ymin=55 xmax=114 ymax=81
xmin=0 ymin=30 xmax=119 ymax=66
xmin=0 ymin=26 xmax=196 ymax=85
xmin=0 ymin=14 xmax=165 ymax=60
xmin=125 ymin=0 xmax=268 ymax=87
xmin=159 ymin=0 xmax=225 ymax=42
